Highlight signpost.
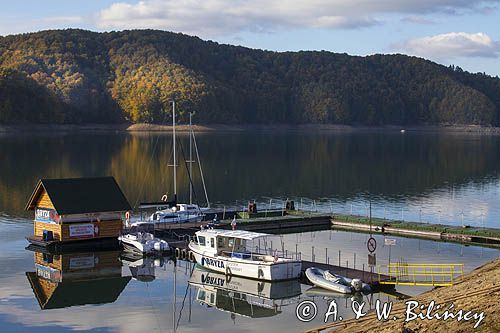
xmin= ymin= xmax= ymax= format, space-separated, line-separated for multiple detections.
xmin=385 ymin=238 xmax=396 ymax=263
xmin=367 ymin=237 xmax=377 ymax=253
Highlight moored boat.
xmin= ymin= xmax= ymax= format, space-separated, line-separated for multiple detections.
xmin=188 ymin=229 xmax=302 ymax=281
xmin=118 ymin=232 xmax=169 ymax=255
xmin=305 ymin=267 xmax=371 ymax=294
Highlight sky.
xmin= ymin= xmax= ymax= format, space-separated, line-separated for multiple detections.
xmin=1 ymin=0 xmax=500 ymax=76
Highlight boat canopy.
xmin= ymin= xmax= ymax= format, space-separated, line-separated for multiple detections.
xmin=195 ymin=229 xmax=269 ymax=240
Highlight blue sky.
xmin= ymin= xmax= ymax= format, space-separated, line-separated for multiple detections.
xmin=1 ymin=0 xmax=500 ymax=76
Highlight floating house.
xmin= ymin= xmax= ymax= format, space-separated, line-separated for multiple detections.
xmin=25 ymin=177 xmax=131 ymax=250
xmin=26 ymin=249 xmax=131 ymax=309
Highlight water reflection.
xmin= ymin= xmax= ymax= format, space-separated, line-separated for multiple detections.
xmin=25 ymin=248 xmax=130 ymax=310
xmin=189 ymin=265 xmax=301 ymax=318
xmin=121 ymin=254 xmax=171 ymax=282
xmin=3 ymin=131 xmax=500 ymax=227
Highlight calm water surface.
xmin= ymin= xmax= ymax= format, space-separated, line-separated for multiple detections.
xmin=0 ymin=130 xmax=499 ymax=332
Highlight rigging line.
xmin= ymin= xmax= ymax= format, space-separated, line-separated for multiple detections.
xmin=192 ymin=130 xmax=210 ymax=208
xmin=178 ymin=139 xmax=201 ymax=207
xmin=175 ymin=262 xmax=196 ymax=329
xmin=133 ymin=110 xmax=171 ymax=210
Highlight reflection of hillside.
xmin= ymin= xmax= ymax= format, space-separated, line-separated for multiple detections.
xmin=2 ymin=132 xmax=500 ymax=216
xmin=0 ymin=133 xmax=126 ymax=216
xmin=26 ymin=249 xmax=130 ymax=310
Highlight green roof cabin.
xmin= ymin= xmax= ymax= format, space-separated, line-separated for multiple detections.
xmin=25 ymin=177 xmax=131 ymax=250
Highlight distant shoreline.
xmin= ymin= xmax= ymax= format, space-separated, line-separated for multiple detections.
xmin=2 ymin=123 xmax=500 ymax=134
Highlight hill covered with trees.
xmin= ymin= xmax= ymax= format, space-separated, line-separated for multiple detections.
xmin=1 ymin=29 xmax=499 ymax=126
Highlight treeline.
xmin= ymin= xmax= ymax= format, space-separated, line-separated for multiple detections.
xmin=0 ymin=29 xmax=499 ymax=125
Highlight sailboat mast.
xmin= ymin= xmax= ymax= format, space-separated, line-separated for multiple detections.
xmin=189 ymin=112 xmax=193 ymax=205
xmin=172 ymin=99 xmax=177 ymax=203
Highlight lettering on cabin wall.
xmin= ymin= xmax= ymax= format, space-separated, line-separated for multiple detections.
xmin=201 ymin=257 xmax=225 ymax=269
xmin=69 ymin=256 xmax=96 ymax=269
xmin=201 ymin=273 xmax=225 ymax=287
xmin=35 ymin=208 xmax=59 ymax=224
xmin=35 ymin=264 xmax=61 ymax=282
xmin=69 ymin=224 xmax=95 ymax=238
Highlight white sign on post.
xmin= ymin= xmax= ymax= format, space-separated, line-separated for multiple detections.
xmin=69 ymin=224 xmax=95 ymax=238
xmin=384 ymin=238 xmax=397 ymax=246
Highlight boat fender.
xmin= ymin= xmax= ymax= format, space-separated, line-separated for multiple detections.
xmin=226 ymin=266 xmax=232 ymax=276
xmin=273 ymin=250 xmax=279 ymax=263
xmin=181 ymin=249 xmax=187 ymax=259
xmin=258 ymin=268 xmax=264 ymax=279
xmin=125 ymin=211 xmax=130 ymax=220
xmin=175 ymin=248 xmax=180 ymax=258
xmin=189 ymin=251 xmax=195 ymax=262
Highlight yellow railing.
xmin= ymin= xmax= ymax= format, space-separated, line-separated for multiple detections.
xmin=377 ymin=263 xmax=464 ymax=287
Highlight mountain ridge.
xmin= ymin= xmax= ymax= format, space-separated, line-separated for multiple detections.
xmin=1 ymin=29 xmax=499 ymax=125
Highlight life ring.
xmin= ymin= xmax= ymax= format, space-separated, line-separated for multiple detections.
xmin=161 ymin=194 xmax=168 ymax=202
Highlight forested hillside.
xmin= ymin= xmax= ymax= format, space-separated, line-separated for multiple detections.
xmin=1 ymin=29 xmax=499 ymax=125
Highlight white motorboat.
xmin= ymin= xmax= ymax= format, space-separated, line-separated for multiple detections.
xmin=305 ymin=267 xmax=371 ymax=294
xmin=188 ymin=229 xmax=302 ymax=281
xmin=118 ymin=232 xmax=169 ymax=255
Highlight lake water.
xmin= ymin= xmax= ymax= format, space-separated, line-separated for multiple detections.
xmin=0 ymin=129 xmax=499 ymax=332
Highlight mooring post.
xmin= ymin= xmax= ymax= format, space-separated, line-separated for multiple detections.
xmin=354 ymin=253 xmax=356 ymax=269
xmin=325 ymin=248 xmax=328 ymax=264
xmin=363 ymin=263 xmax=365 ymax=280
xmin=223 ymin=206 xmax=226 ymax=220
xmin=338 ymin=250 xmax=341 ymax=266
xmin=346 ymin=260 xmax=349 ymax=277
xmin=295 ymin=243 xmax=298 ymax=260
xmin=312 ymin=246 xmax=315 ymax=262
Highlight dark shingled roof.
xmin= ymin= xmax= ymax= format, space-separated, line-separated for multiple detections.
xmin=26 ymin=177 xmax=131 ymax=215
xmin=26 ymin=272 xmax=131 ymax=310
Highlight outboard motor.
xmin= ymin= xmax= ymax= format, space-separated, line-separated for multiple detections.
xmin=351 ymin=278 xmax=363 ymax=292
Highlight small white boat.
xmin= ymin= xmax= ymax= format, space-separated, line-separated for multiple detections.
xmin=189 ymin=229 xmax=302 ymax=281
xmin=118 ymin=232 xmax=169 ymax=255
xmin=305 ymin=267 xmax=371 ymax=294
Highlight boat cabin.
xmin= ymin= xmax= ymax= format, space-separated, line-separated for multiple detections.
xmin=194 ymin=229 xmax=269 ymax=258
xmin=25 ymin=177 xmax=131 ymax=246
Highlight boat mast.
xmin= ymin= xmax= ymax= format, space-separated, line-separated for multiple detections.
xmin=172 ymin=99 xmax=177 ymax=203
xmin=189 ymin=112 xmax=193 ymax=205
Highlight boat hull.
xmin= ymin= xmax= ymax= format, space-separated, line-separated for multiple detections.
xmin=305 ymin=267 xmax=352 ymax=294
xmin=189 ymin=244 xmax=302 ymax=281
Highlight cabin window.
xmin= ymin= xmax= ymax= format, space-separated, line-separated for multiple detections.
xmin=198 ymin=236 xmax=206 ymax=246
xmin=210 ymin=238 xmax=215 ymax=248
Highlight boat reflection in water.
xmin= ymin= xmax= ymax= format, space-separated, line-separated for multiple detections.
xmin=121 ymin=253 xmax=171 ymax=282
xmin=25 ymin=248 xmax=131 ymax=310
xmin=189 ymin=265 xmax=301 ymax=318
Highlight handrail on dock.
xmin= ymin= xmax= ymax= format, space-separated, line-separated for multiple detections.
xmin=377 ymin=263 xmax=464 ymax=287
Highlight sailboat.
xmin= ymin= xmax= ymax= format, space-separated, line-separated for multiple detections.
xmin=131 ymin=101 xmax=209 ymax=228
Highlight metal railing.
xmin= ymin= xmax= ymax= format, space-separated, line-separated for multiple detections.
xmin=378 ymin=263 xmax=464 ymax=287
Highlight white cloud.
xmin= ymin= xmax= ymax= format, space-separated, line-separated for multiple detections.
xmin=398 ymin=32 xmax=500 ymax=59
xmin=96 ymin=0 xmax=500 ymax=37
